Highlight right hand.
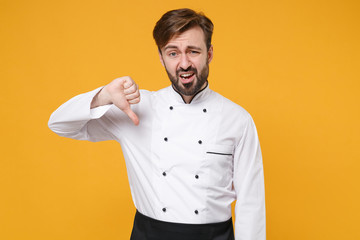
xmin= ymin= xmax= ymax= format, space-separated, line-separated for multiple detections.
xmin=91 ymin=76 xmax=140 ymax=125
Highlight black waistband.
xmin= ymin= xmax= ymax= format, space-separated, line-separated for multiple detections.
xmin=130 ymin=210 xmax=234 ymax=240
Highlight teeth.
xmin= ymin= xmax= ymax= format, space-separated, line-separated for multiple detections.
xmin=181 ymin=73 xmax=192 ymax=77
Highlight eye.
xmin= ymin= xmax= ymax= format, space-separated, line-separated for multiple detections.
xmin=168 ymin=52 xmax=177 ymax=57
xmin=189 ymin=50 xmax=200 ymax=55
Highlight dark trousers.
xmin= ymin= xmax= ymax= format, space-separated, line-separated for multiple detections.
xmin=130 ymin=210 xmax=234 ymax=240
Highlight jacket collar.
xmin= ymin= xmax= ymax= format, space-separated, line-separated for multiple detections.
xmin=169 ymin=82 xmax=211 ymax=104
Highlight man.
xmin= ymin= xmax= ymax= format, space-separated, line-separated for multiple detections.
xmin=49 ymin=8 xmax=266 ymax=240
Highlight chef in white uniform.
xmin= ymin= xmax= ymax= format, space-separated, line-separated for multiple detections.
xmin=48 ymin=8 xmax=266 ymax=240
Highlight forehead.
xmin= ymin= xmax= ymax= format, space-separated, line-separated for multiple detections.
xmin=163 ymin=26 xmax=206 ymax=50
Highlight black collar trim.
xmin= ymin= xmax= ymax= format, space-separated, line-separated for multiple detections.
xmin=171 ymin=81 xmax=209 ymax=104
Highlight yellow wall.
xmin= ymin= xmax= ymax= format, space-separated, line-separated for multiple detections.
xmin=1 ymin=0 xmax=359 ymax=239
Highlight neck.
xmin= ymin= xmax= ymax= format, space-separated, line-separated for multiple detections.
xmin=182 ymin=95 xmax=193 ymax=104
xmin=173 ymin=81 xmax=208 ymax=104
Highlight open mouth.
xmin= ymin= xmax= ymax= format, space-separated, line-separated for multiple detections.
xmin=180 ymin=73 xmax=195 ymax=79
xmin=179 ymin=72 xmax=195 ymax=83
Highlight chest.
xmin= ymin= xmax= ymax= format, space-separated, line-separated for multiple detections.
xmin=149 ymin=101 xmax=235 ymax=169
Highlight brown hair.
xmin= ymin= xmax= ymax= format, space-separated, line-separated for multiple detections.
xmin=153 ymin=8 xmax=214 ymax=52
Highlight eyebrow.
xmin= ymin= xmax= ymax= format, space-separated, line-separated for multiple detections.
xmin=163 ymin=45 xmax=203 ymax=51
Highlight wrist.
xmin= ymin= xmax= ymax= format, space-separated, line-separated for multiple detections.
xmin=91 ymin=87 xmax=112 ymax=108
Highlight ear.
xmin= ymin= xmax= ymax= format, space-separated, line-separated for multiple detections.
xmin=207 ymin=45 xmax=214 ymax=63
xmin=159 ymin=50 xmax=164 ymax=67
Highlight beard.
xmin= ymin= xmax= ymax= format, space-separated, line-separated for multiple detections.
xmin=165 ymin=63 xmax=209 ymax=97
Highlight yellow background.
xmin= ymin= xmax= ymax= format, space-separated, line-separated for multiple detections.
xmin=1 ymin=0 xmax=359 ymax=239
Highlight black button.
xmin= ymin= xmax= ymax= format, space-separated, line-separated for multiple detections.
xmin=162 ymin=208 xmax=166 ymax=212
xmin=169 ymin=106 xmax=173 ymax=110
xmin=162 ymin=172 xmax=166 ymax=176
xmin=203 ymin=109 xmax=207 ymax=113
xmin=194 ymin=210 xmax=199 ymax=214
xmin=164 ymin=137 xmax=168 ymax=142
xmin=198 ymin=140 xmax=202 ymax=144
xmin=195 ymin=175 xmax=199 ymax=179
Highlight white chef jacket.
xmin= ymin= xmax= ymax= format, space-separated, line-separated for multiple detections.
xmin=48 ymin=84 xmax=266 ymax=240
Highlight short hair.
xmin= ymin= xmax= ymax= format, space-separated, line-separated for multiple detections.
xmin=153 ymin=8 xmax=214 ymax=51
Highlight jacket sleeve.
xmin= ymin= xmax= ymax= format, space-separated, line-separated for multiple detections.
xmin=48 ymin=87 xmax=117 ymax=142
xmin=233 ymin=115 xmax=266 ymax=240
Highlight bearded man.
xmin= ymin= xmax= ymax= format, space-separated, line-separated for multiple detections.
xmin=49 ymin=8 xmax=266 ymax=240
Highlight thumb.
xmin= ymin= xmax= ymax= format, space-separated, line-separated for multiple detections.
xmin=123 ymin=107 xmax=139 ymax=126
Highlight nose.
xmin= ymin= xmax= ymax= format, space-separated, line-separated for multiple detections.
xmin=179 ymin=54 xmax=191 ymax=70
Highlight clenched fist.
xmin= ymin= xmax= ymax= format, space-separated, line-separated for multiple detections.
xmin=91 ymin=76 xmax=140 ymax=125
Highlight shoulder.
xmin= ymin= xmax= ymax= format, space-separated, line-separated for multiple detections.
xmin=139 ymin=86 xmax=172 ymax=102
xmin=139 ymin=86 xmax=169 ymax=96
xmin=211 ymin=90 xmax=252 ymax=122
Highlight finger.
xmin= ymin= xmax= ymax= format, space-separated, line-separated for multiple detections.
xmin=125 ymin=91 xmax=140 ymax=101
xmin=123 ymin=107 xmax=139 ymax=126
xmin=123 ymin=77 xmax=134 ymax=89
xmin=123 ymin=83 xmax=138 ymax=95
xmin=128 ymin=98 xmax=140 ymax=104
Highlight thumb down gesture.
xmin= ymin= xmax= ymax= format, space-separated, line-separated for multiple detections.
xmin=91 ymin=76 xmax=140 ymax=125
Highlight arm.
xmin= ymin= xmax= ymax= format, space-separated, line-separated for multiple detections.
xmin=233 ymin=115 xmax=266 ymax=240
xmin=48 ymin=76 xmax=140 ymax=141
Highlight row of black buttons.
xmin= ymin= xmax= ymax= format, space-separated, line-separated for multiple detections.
xmin=161 ymin=106 xmax=205 ymax=217
xmin=162 ymin=171 xmax=199 ymax=179
xmin=164 ymin=138 xmax=203 ymax=144
xmin=169 ymin=106 xmax=207 ymax=113
xmin=162 ymin=208 xmax=199 ymax=214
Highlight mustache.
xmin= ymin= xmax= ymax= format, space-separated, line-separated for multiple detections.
xmin=176 ymin=67 xmax=197 ymax=75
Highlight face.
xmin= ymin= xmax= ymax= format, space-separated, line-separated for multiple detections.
xmin=159 ymin=26 xmax=213 ymax=100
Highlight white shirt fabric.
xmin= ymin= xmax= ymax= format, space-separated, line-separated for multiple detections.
xmin=48 ymin=84 xmax=266 ymax=240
